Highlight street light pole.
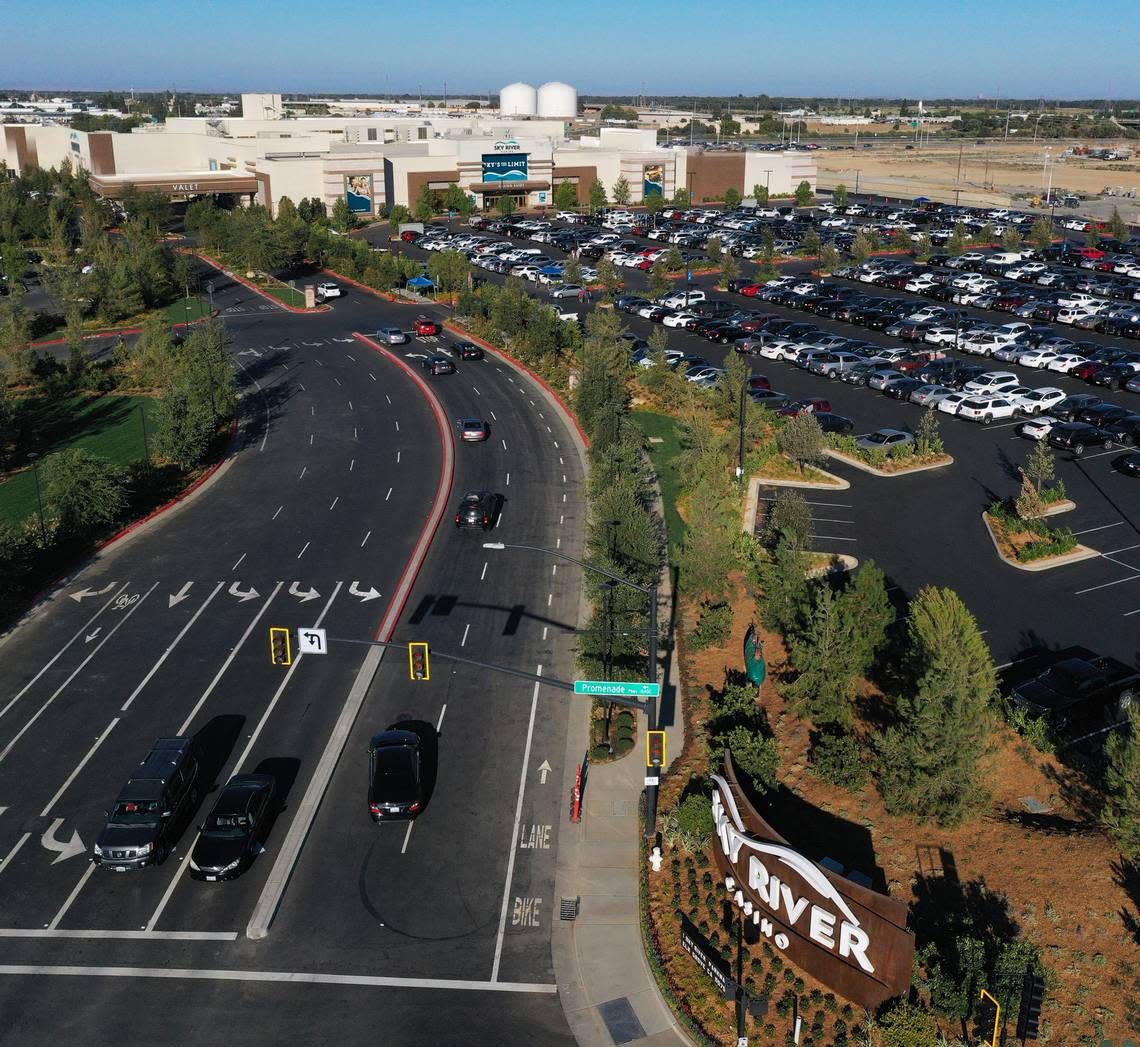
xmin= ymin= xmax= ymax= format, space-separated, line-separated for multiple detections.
xmin=27 ymin=451 xmax=46 ymax=543
xmin=484 ymin=541 xmax=661 ymax=837
xmin=736 ymin=379 xmax=747 ymax=478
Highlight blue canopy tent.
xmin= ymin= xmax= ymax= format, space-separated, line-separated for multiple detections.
xmin=407 ymin=275 xmax=434 ymax=289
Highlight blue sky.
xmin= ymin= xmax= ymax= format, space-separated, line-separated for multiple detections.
xmin=4 ymin=0 xmax=1139 ymax=98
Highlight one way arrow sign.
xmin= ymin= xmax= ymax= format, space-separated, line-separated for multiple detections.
xmin=41 ymin=819 xmax=85 ymax=864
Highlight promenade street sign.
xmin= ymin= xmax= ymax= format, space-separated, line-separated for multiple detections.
xmin=573 ymin=680 xmax=661 ymax=698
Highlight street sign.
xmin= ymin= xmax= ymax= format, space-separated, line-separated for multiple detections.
xmin=574 ymin=680 xmax=661 ymax=698
xmin=206 ymin=280 xmax=215 ymax=294
xmin=686 ymin=270 xmax=693 ymax=282
xmin=297 ymin=627 xmax=327 ymax=655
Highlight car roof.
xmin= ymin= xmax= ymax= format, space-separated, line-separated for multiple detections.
xmin=459 ymin=418 xmax=484 ymax=426
xmin=369 ymin=729 xmax=420 ymax=750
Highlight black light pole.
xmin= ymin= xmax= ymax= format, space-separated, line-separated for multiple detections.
xmin=138 ymin=403 xmax=150 ymax=468
xmin=737 ymin=378 xmax=748 ymax=478
xmin=484 ymin=540 xmax=660 ymax=837
xmin=27 ymin=451 xmax=46 ymax=543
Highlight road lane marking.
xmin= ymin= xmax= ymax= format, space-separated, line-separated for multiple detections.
xmin=48 ymin=864 xmax=95 ymax=929
xmin=506 ymin=472 xmax=510 ymax=486
xmin=1101 ymin=543 xmax=1140 ymax=558
xmin=150 ymin=584 xmax=344 ymax=933
xmin=0 ymin=582 xmax=129 ymax=726
xmin=501 ymin=439 xmax=508 ymax=450
xmin=436 ymin=704 xmax=447 ymax=731
xmin=350 ymin=459 xmax=355 ymax=472
xmin=1124 ymin=607 xmax=1140 ymax=617
xmin=480 ymin=562 xmax=488 ymax=581
xmin=811 ymin=535 xmax=857 ymax=542
xmin=0 ymin=583 xmax=158 ymax=765
xmin=490 ymin=411 xmax=497 ymax=421
xmin=232 ymin=553 xmax=246 ymax=570
xmin=0 ymin=965 xmax=557 ymax=993
xmin=461 ymin=624 xmax=470 ymax=647
xmin=472 ymin=385 xmax=481 ymax=396
xmin=297 ymin=542 xmax=310 ymax=559
xmin=299 ymin=467 xmax=307 ymax=480
xmin=397 ymin=451 xmax=401 ymax=463
xmin=1072 ymin=522 xmax=1125 ymax=536
xmin=491 ymin=666 xmax=541 ymax=982
xmin=121 ymin=582 xmax=226 ymax=714
xmin=310 ymin=434 xmax=314 ymax=445
xmin=1074 ymin=574 xmax=1140 ymax=595
xmin=401 ymin=823 xmax=414 ymax=855
xmin=348 ymin=401 xmax=353 ymax=411
xmin=272 ymin=506 xmax=283 ymax=521
xmin=41 ymin=718 xmax=121 ymax=818
xmin=329 ymin=497 xmax=339 ymax=511
xmin=360 ymin=531 xmax=371 ymax=548
xmin=0 ymin=834 xmax=31 ymax=877
xmin=385 ymin=487 xmax=392 ymax=501
xmin=176 ymin=583 xmax=284 ymax=734
xmin=0 ymin=929 xmax=237 ymax=940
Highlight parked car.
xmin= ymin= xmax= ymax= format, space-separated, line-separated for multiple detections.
xmin=956 ymin=395 xmax=1017 ymax=424
xmin=1010 ymin=387 xmax=1066 ymax=416
xmin=1047 ymin=421 xmax=1115 ymax=456
xmin=812 ymin=412 xmax=855 ymax=434
xmin=1008 ymin=649 xmax=1140 ymax=732
xmin=855 ymin=428 xmax=915 ymax=451
xmin=189 ymin=774 xmax=276 ymax=882
xmin=1017 ymin=415 xmax=1061 ymax=441
xmin=316 ymin=281 xmax=342 ymax=299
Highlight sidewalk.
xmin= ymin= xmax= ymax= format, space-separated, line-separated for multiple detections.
xmin=552 ymin=582 xmax=690 ymax=1047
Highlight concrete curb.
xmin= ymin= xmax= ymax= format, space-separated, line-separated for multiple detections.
xmin=187 ymin=249 xmax=330 ymax=314
xmin=825 ymin=448 xmax=954 ymax=476
xmin=1029 ymin=498 xmax=1076 ymax=518
xmin=980 ymin=512 xmax=1099 ymax=571
xmin=742 ymin=471 xmax=851 ymax=535
xmin=806 ymin=553 xmax=860 ymax=578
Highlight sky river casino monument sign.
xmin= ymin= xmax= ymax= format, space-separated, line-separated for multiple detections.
xmin=711 ymin=757 xmax=914 ymax=1009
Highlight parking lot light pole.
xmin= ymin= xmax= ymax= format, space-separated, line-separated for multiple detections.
xmin=27 ymin=451 xmax=46 ymax=544
xmin=483 ymin=541 xmax=661 ymax=837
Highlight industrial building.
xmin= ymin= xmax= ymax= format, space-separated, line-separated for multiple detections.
xmin=3 ymin=89 xmax=815 ymax=216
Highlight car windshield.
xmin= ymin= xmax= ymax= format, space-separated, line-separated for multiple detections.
xmin=866 ymin=432 xmax=892 ymax=444
xmin=110 ymin=800 xmax=161 ymax=826
xmin=205 ymin=813 xmax=249 ymax=837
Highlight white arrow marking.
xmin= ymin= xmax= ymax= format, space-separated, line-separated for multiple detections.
xmin=289 ymin=582 xmax=321 ymax=603
xmin=348 ymin=582 xmax=381 ymax=603
xmin=70 ymin=582 xmax=116 ymax=603
xmin=237 ymin=349 xmax=263 ymax=358
xmin=40 ymin=820 xmax=85 ymax=864
xmin=538 ymin=760 xmax=552 ymax=785
xmin=403 ymin=352 xmax=428 ymax=359
xmin=228 ymin=582 xmax=260 ymax=603
xmin=332 ymin=337 xmax=355 ymax=343
xmin=302 ymin=341 xmax=323 ymax=347
xmin=168 ymin=581 xmax=194 ymax=608
xmin=85 ymin=628 xmax=101 ymax=644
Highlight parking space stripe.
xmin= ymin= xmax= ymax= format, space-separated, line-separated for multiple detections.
xmin=0 ymin=929 xmax=237 ymax=941
xmin=1075 ymin=574 xmax=1140 ymax=595
xmin=1072 ymin=522 xmax=1125 ymax=536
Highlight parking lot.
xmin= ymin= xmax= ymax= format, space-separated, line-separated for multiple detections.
xmin=379 ymin=204 xmax=1140 ymax=668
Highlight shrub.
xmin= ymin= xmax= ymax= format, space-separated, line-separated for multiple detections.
xmin=689 ymin=599 xmax=734 ymax=651
xmin=877 ymin=1001 xmax=939 ymax=1047
xmin=662 ymin=794 xmax=715 ymax=853
xmin=1017 ymin=528 xmax=1076 ymax=562
xmin=809 ymin=731 xmax=870 ymax=790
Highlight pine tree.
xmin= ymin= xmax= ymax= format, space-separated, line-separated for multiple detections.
xmin=1029 ymin=216 xmax=1055 ymax=251
xmin=611 ymin=176 xmax=630 ymax=206
xmin=777 ymin=412 xmax=825 ymax=472
xmin=588 ymin=180 xmax=608 ymax=212
xmin=833 ymin=184 xmax=849 ymax=207
xmin=787 ymin=585 xmax=863 ymax=729
xmin=1103 ymin=702 xmax=1140 ymax=858
xmin=1023 ymin=438 xmax=1055 ymax=494
xmin=876 ymin=587 xmax=996 ymax=826
xmin=758 ymin=534 xmax=808 ymax=637
xmin=842 ymin=560 xmax=893 ymax=675
xmin=719 ymin=251 xmax=739 ymax=289
xmin=553 ymin=180 xmax=579 ymax=211
xmin=1108 ymin=206 xmax=1128 ymax=242
xmin=154 ymin=383 xmax=214 ymax=469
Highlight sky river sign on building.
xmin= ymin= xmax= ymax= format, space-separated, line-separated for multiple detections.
xmin=711 ymin=755 xmax=913 ymax=1009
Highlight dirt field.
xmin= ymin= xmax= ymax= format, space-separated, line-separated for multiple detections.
xmin=816 ymin=140 xmax=1140 ymax=214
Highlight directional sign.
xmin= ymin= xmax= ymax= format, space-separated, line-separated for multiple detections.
xmin=574 ymin=680 xmax=661 ymax=698
xmin=297 ymin=627 xmax=327 ymax=655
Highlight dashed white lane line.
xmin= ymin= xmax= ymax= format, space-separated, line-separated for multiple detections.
xmin=348 ymin=401 xmax=353 ymax=411
xmin=361 ymin=531 xmax=371 ymax=548
xmin=395 ymin=420 xmax=400 ymax=432
xmin=309 ymin=434 xmax=314 ymax=446
xmin=1074 ymin=574 xmax=1140 ymax=595
xmin=542 ymin=626 xmax=548 ymax=640
xmin=556 ymin=537 xmax=561 ymax=548
xmin=299 ymin=467 xmax=307 ymax=480
xmin=553 ymin=441 xmax=558 ymax=448
xmin=40 ymin=716 xmax=120 ymax=818
xmin=329 ymin=497 xmax=339 ymax=511
xmin=369 ymin=373 xmax=376 ymax=382
xmin=350 ymin=459 xmax=355 ymax=472
xmin=314 ymin=360 xmax=323 ymax=367
xmin=490 ymin=411 xmax=497 ymax=421
xmin=397 ymin=451 xmax=401 ymax=463
xmin=48 ymin=865 xmax=95 ymax=929
xmin=334 ymin=378 xmax=342 ymax=387
xmin=437 ymin=704 xmax=447 ymax=731
xmin=546 ymin=593 xmax=553 ymax=607
xmin=1123 ymin=607 xmax=1140 ymax=617
xmin=346 ymin=355 xmax=356 ymax=362
xmin=232 ymin=553 xmax=246 ymax=570
xmin=298 ymin=383 xmax=306 ymax=391
xmin=354 ymin=428 xmax=358 ymax=440
xmin=297 ymin=541 xmax=310 ymax=559
xmin=401 ymin=822 xmax=414 ymax=855
xmin=506 ymin=472 xmax=510 ymax=486
xmin=501 ymin=439 xmax=508 ymax=450
xmin=1101 ymin=543 xmax=1140 ymax=557
xmin=0 ymin=834 xmax=31 ymax=877
xmin=386 ymin=487 xmax=392 ymax=501
xmin=481 ymin=562 xmax=488 ymax=581
xmin=559 ymin=515 xmax=564 ymax=525
xmin=472 ymin=385 xmax=481 ymax=396
xmin=272 ymin=505 xmax=283 ymax=520
xmin=311 ymin=406 xmax=315 ymax=417
xmin=461 ymin=624 xmax=470 ymax=647
xmin=559 ymin=457 xmax=563 ymax=465
xmin=551 ymin=565 xmax=557 ymax=576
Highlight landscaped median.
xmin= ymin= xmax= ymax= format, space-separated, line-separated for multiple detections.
xmin=824 ymin=432 xmax=953 ymax=476
xmin=982 ymin=495 xmax=1098 ymax=570
xmin=185 ymin=248 xmax=330 ymax=313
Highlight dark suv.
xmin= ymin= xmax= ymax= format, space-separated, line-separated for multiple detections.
xmin=93 ymin=737 xmax=199 ymax=870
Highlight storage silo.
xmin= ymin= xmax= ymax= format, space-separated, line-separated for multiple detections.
xmin=499 ymin=82 xmax=537 ymax=117
xmin=537 ymin=82 xmax=578 ymax=118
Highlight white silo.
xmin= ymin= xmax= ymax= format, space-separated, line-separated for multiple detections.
xmin=537 ymin=81 xmax=578 ymax=118
xmin=499 ymin=82 xmax=537 ymax=116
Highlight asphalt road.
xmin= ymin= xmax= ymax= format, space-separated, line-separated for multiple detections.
xmin=391 ymin=222 xmax=1140 ymax=670
xmin=0 ymin=258 xmax=584 ymax=1044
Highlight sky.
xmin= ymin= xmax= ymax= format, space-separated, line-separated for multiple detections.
xmin=4 ymin=0 xmax=1139 ymax=99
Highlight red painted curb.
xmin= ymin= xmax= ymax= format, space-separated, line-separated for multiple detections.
xmin=351 ymin=332 xmax=456 ymax=642
xmin=443 ymin=322 xmax=590 ymax=449
xmin=97 ymin=415 xmax=240 ymax=552
xmin=189 ymin=249 xmax=330 ymax=314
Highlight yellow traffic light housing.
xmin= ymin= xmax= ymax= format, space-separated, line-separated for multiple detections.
xmin=409 ymin=642 xmax=430 ymax=681
xmin=269 ymin=627 xmax=292 ymax=666
xmin=647 ymin=729 xmax=666 ymax=768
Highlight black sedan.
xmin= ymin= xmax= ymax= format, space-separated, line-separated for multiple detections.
xmin=1105 ymin=415 xmax=1140 ymax=446
xmin=189 ymin=774 xmax=276 ymax=881
xmin=368 ymin=728 xmax=423 ymax=821
xmin=813 ymin=412 xmax=855 ymax=434
xmin=1047 ymin=422 xmax=1114 ymax=457
xmin=1090 ymin=363 xmax=1140 ymax=390
xmin=1118 ymin=453 xmax=1140 ymax=476
xmin=1078 ymin=403 xmax=1132 ymax=428
xmin=454 ymin=490 xmax=503 ymax=530
xmin=422 ymin=354 xmax=456 ymax=375
xmin=883 ymin=376 xmax=925 ymax=401
xmin=1051 ymin=394 xmax=1105 ymax=422
xmin=456 ymin=342 xmax=485 ymax=360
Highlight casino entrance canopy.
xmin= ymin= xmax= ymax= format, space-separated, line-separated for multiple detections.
xmin=88 ymin=170 xmax=259 ymax=198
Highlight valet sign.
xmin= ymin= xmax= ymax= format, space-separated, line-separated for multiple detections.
xmin=710 ymin=760 xmax=913 ymax=1008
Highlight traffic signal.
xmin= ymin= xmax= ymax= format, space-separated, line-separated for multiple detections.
xmin=409 ymin=642 xmax=430 ymax=681
xmin=1016 ymin=971 xmax=1046 ymax=1040
xmin=269 ymin=627 xmax=292 ymax=666
xmin=647 ymin=730 xmax=666 ymax=768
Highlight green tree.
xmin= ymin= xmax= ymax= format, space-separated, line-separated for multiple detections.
xmin=329 ymin=196 xmax=355 ymax=234
xmin=706 ymin=236 xmax=723 ymax=264
xmin=495 ymin=195 xmax=516 ymax=218
xmin=719 ymin=251 xmax=739 ymax=288
xmin=648 ymin=258 xmax=672 ymax=299
xmin=595 ymin=256 xmax=622 ymax=300
xmin=427 ymin=249 xmax=471 ymax=295
xmin=101 ymin=257 xmax=145 ymax=322
xmin=1023 ymin=438 xmax=1055 ymax=494
xmin=877 ymin=587 xmax=996 ymax=826
xmin=42 ymin=448 xmax=127 ymax=538
xmin=154 ymin=383 xmax=215 ymax=469
xmin=442 ymin=182 xmax=468 ymax=216
xmin=947 ymin=221 xmax=969 ymax=256
xmin=719 ymin=118 xmax=741 ymax=137
xmin=877 ymin=1001 xmax=939 ymax=1047
xmin=662 ymin=794 xmax=715 ymax=853
xmin=915 ymin=408 xmax=944 ymax=457
xmin=1103 ymin=702 xmax=1140 ymax=858
xmin=0 ymin=381 xmax=14 ymax=468
xmin=562 ymin=253 xmax=583 ymax=285
xmin=914 ymin=232 xmax=934 ymax=262
xmin=777 ymin=412 xmax=824 ymax=472
xmin=832 ymin=184 xmax=849 ymax=208
xmin=724 ymin=186 xmax=742 ymax=209
xmin=413 ymin=183 xmax=436 ymax=224
xmin=794 ymin=180 xmax=814 ymax=207
xmin=819 ymin=243 xmax=841 ymax=273
xmin=1109 ymin=205 xmax=1128 ymax=242
xmin=553 ymin=180 xmax=579 ymax=211
xmin=801 ymin=229 xmax=822 ymax=258
xmin=764 ymin=488 xmax=811 ymax=550
xmin=1001 ymin=224 xmax=1023 ymax=252
xmin=388 ymin=204 xmax=412 ymax=234
xmin=611 ymin=176 xmax=630 ymax=206
xmin=1086 ymin=223 xmax=1101 ymax=250
xmin=751 ymin=183 xmax=768 ymax=205
xmin=664 ymin=245 xmax=684 ymax=272
xmin=850 ymin=229 xmax=874 ymax=264
xmin=677 ymin=484 xmax=737 ymax=601
xmin=588 ymin=179 xmax=608 ymax=212
xmin=787 ymin=585 xmax=864 ymax=729
xmin=574 ymin=309 xmax=627 ymax=443
xmin=1029 ymin=216 xmax=1055 ymax=251
xmin=843 ymin=559 xmax=894 ymax=676
xmin=758 ymin=534 xmax=808 ymax=636
xmin=671 ymin=186 xmax=690 ymax=208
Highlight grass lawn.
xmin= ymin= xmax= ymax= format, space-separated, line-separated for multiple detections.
xmin=163 ymin=297 xmax=212 ymax=324
xmin=632 ymin=409 xmax=687 ymax=556
xmin=0 ymin=395 xmax=159 ymax=529
xmin=252 ymin=281 xmax=307 ymax=308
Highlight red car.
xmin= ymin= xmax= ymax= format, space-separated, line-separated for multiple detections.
xmin=739 ymin=284 xmax=765 ymax=296
xmin=778 ymin=397 xmax=832 ymax=417
xmin=747 ymin=375 xmax=771 ymax=391
xmin=1075 ymin=247 xmax=1105 ymax=261
xmin=401 ymin=230 xmax=421 ymax=242
xmin=413 ymin=316 xmax=441 ymax=336
xmin=1069 ymin=360 xmax=1102 ymax=381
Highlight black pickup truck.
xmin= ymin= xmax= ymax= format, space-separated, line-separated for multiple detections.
xmin=1006 ymin=646 xmax=1138 ymax=733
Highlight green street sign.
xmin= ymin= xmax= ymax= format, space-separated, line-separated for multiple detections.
xmin=574 ymin=680 xmax=661 ymax=698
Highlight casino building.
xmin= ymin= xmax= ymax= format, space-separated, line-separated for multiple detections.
xmin=3 ymin=92 xmax=815 ymax=219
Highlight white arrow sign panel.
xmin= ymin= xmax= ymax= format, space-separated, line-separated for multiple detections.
xmin=297 ymin=627 xmax=327 ymax=655
xmin=41 ymin=819 xmax=85 ymax=864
